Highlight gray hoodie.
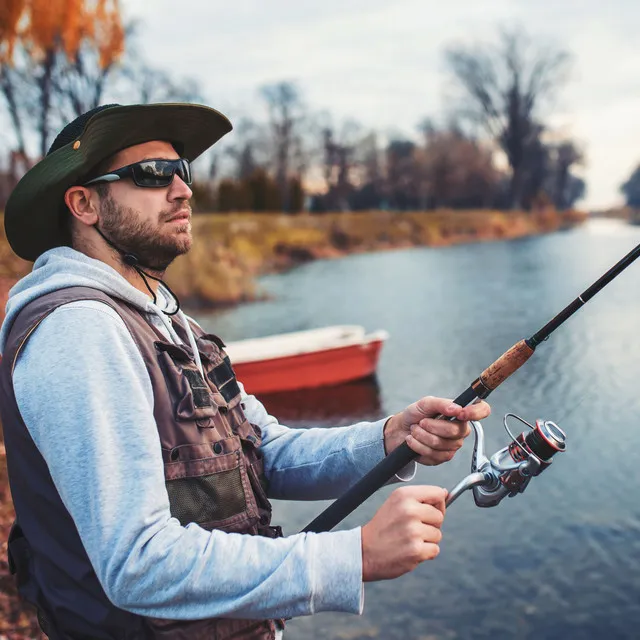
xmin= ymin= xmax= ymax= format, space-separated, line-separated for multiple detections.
xmin=0 ymin=247 xmax=412 ymax=621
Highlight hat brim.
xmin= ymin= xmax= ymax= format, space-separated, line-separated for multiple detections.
xmin=5 ymin=103 xmax=232 ymax=261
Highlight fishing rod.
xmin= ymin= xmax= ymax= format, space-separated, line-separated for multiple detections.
xmin=303 ymin=240 xmax=640 ymax=533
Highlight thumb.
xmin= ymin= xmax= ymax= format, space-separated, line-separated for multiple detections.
xmin=416 ymin=396 xmax=461 ymax=418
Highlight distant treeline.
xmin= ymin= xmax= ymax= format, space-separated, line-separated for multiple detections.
xmin=193 ymin=122 xmax=584 ymax=214
xmin=0 ymin=6 xmax=585 ymax=214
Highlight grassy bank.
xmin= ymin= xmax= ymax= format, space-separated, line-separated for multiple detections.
xmin=1 ymin=208 xmax=587 ymax=317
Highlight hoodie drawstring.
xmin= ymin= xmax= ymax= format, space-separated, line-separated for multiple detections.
xmin=148 ymin=299 xmax=205 ymax=379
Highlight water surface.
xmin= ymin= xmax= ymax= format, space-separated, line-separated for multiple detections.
xmin=192 ymin=219 xmax=640 ymax=640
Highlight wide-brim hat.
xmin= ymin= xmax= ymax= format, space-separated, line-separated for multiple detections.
xmin=4 ymin=102 xmax=233 ymax=261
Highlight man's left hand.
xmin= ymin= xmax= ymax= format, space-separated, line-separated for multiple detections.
xmin=383 ymin=396 xmax=491 ymax=466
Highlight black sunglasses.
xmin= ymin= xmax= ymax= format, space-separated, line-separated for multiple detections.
xmin=83 ymin=158 xmax=192 ymax=188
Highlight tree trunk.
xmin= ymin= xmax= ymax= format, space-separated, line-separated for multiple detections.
xmin=39 ymin=49 xmax=56 ymax=158
xmin=508 ymin=164 xmax=524 ymax=210
xmin=277 ymin=142 xmax=289 ymax=213
xmin=0 ymin=67 xmax=28 ymax=156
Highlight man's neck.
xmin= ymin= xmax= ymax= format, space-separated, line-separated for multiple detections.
xmin=74 ymin=236 xmax=165 ymax=300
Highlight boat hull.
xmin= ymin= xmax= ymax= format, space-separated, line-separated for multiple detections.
xmin=231 ymin=338 xmax=385 ymax=394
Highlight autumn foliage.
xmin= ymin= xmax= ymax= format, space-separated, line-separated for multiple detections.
xmin=0 ymin=0 xmax=124 ymax=66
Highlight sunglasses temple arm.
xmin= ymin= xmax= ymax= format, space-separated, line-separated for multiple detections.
xmin=84 ymin=174 xmax=122 ymax=186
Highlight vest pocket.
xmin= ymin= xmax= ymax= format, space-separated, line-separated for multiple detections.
xmin=207 ymin=354 xmax=241 ymax=404
xmin=155 ymin=341 xmax=221 ymax=422
xmin=164 ymin=443 xmax=260 ymax=533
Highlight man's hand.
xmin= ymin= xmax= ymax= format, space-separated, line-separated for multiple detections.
xmin=383 ymin=396 xmax=491 ymax=466
xmin=361 ymin=485 xmax=447 ymax=581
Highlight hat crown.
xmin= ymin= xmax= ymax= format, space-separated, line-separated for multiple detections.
xmin=47 ymin=104 xmax=121 ymax=155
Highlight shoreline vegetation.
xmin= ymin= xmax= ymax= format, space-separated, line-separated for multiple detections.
xmin=1 ymin=209 xmax=587 ymax=321
xmin=166 ymin=208 xmax=587 ymax=309
xmin=0 ymin=207 xmax=586 ymax=638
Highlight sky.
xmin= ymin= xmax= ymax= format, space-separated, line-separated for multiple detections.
xmin=122 ymin=0 xmax=640 ymax=210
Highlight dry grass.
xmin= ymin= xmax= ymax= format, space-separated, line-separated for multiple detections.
xmin=0 ymin=209 xmax=587 ymax=314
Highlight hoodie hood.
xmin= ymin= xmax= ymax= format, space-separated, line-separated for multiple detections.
xmin=0 ymin=247 xmax=200 ymax=371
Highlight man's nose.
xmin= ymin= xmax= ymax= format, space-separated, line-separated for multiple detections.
xmin=169 ymin=175 xmax=193 ymax=200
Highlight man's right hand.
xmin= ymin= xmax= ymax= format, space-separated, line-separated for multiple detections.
xmin=361 ymin=485 xmax=447 ymax=582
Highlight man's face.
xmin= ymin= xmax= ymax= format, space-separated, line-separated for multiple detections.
xmin=96 ymin=140 xmax=193 ymax=270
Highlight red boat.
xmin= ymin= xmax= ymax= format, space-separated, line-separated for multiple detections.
xmin=224 ymin=325 xmax=389 ymax=395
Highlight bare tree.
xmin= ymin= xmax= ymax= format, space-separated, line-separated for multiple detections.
xmin=417 ymin=125 xmax=499 ymax=209
xmin=445 ymin=28 xmax=570 ymax=209
xmin=318 ymin=118 xmax=363 ymax=211
xmin=0 ymin=62 xmax=31 ymax=156
xmin=118 ymin=29 xmax=205 ymax=107
xmin=220 ymin=118 xmax=267 ymax=180
xmin=386 ymin=140 xmax=420 ymax=210
xmin=52 ymin=20 xmax=142 ymax=123
xmin=260 ymin=81 xmax=306 ymax=212
xmin=551 ymin=141 xmax=583 ymax=210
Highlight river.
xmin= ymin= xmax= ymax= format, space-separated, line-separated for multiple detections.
xmin=191 ymin=218 xmax=640 ymax=640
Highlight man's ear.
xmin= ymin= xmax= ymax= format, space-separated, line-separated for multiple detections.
xmin=64 ymin=186 xmax=100 ymax=227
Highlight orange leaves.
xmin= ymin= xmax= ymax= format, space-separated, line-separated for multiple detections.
xmin=93 ymin=0 xmax=124 ymax=68
xmin=60 ymin=0 xmax=86 ymax=59
xmin=0 ymin=0 xmax=26 ymax=62
xmin=1 ymin=0 xmax=124 ymax=67
xmin=28 ymin=0 xmax=67 ymax=52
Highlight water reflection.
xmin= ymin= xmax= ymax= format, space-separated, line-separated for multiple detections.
xmin=255 ymin=376 xmax=384 ymax=428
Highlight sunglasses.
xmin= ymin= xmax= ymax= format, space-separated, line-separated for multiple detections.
xmin=83 ymin=158 xmax=192 ymax=188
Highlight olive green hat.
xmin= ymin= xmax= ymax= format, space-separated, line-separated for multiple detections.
xmin=4 ymin=102 xmax=232 ymax=261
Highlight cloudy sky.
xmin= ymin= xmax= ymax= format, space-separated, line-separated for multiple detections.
xmin=124 ymin=0 xmax=640 ymax=210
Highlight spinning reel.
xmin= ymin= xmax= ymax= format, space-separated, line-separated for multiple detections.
xmin=445 ymin=414 xmax=567 ymax=508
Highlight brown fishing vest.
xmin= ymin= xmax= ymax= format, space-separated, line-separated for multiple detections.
xmin=0 ymin=286 xmax=283 ymax=640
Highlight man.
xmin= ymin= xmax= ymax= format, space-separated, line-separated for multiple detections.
xmin=0 ymin=103 xmax=490 ymax=639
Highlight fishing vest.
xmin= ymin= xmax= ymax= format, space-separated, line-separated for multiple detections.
xmin=0 ymin=286 xmax=283 ymax=640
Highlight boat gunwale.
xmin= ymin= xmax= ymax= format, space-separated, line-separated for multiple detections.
xmin=225 ymin=326 xmax=389 ymax=364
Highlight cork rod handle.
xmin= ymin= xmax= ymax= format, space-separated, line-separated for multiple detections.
xmin=479 ymin=339 xmax=534 ymax=391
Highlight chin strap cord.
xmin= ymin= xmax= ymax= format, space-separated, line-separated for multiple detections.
xmin=94 ymin=226 xmax=181 ymax=315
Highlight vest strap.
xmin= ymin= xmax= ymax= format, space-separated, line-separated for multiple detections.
xmin=7 ymin=521 xmax=29 ymax=580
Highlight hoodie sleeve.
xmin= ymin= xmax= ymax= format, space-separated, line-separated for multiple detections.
xmin=12 ymin=301 xmax=364 ymax=620
xmin=239 ymin=385 xmax=417 ymax=501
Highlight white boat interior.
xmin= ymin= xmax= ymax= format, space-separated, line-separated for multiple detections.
xmin=224 ymin=325 xmax=389 ymax=364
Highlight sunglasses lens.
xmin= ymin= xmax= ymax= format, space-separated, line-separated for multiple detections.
xmin=178 ymin=159 xmax=192 ymax=185
xmin=132 ymin=159 xmax=192 ymax=187
xmin=132 ymin=161 xmax=174 ymax=187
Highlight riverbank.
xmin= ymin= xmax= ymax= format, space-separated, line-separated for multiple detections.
xmin=164 ymin=208 xmax=587 ymax=308
xmin=1 ymin=208 xmax=586 ymax=319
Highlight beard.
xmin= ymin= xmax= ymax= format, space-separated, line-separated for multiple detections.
xmin=98 ymin=194 xmax=192 ymax=271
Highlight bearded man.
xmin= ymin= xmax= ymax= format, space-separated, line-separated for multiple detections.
xmin=0 ymin=103 xmax=490 ymax=639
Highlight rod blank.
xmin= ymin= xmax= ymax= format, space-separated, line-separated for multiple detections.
xmin=303 ymin=240 xmax=640 ymax=534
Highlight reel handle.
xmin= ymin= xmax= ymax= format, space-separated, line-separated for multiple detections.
xmin=445 ymin=471 xmax=492 ymax=507
xmin=445 ymin=420 xmax=500 ymax=508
